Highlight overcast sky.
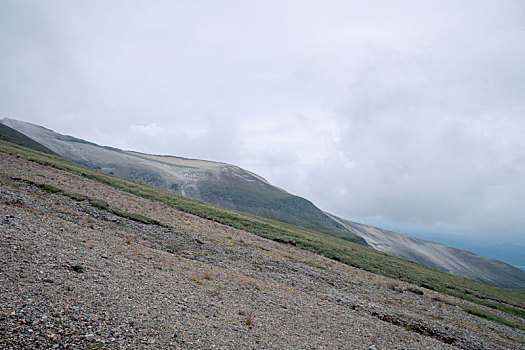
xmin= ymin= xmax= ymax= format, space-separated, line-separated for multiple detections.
xmin=1 ymin=0 xmax=524 ymax=245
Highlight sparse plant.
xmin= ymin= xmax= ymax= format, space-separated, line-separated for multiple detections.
xmin=247 ymin=280 xmax=260 ymax=290
xmin=238 ymin=310 xmax=253 ymax=326
xmin=190 ymin=274 xmax=202 ymax=285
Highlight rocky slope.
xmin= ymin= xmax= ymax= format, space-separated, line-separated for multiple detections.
xmin=329 ymin=215 xmax=525 ymax=289
xmin=2 ymin=117 xmax=525 ymax=289
xmin=1 ymin=152 xmax=524 ymax=349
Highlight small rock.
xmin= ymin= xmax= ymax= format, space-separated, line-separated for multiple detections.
xmin=369 ymin=345 xmax=377 ymax=350
xmin=85 ymin=333 xmax=95 ymax=342
xmin=43 ymin=278 xmax=54 ymax=283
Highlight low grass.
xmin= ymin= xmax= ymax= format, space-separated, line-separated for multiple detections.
xmin=433 ymin=296 xmax=525 ymax=331
xmin=194 ymin=179 xmax=368 ymax=246
xmin=110 ymin=207 xmax=163 ymax=226
xmin=21 ymin=178 xmax=164 ymax=227
xmin=1 ymin=140 xmax=524 ymax=327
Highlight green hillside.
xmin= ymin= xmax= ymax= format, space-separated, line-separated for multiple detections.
xmin=192 ymin=172 xmax=368 ymax=245
xmin=0 ymin=139 xmax=523 ymax=328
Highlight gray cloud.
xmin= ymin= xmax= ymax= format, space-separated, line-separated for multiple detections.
xmin=1 ymin=0 xmax=524 ymax=244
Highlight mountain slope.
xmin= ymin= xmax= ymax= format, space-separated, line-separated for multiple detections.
xmin=0 ymin=117 xmax=366 ymax=245
xmin=2 ymin=151 xmax=523 ymax=348
xmin=1 ymin=139 xmax=524 ymax=314
xmin=0 ymin=122 xmax=56 ymax=155
xmin=3 ymin=117 xmax=525 ymax=289
xmin=328 ymin=214 xmax=525 ymax=289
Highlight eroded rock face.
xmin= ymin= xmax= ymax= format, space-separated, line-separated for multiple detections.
xmin=1 ymin=152 xmax=524 ymax=349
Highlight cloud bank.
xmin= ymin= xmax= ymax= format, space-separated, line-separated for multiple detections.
xmin=1 ymin=0 xmax=524 ymax=244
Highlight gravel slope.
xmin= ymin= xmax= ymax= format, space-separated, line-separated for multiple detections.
xmin=1 ymin=153 xmax=524 ymax=349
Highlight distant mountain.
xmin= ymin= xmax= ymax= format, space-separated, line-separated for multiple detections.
xmin=327 ymin=215 xmax=525 ymax=288
xmin=473 ymin=243 xmax=525 ymax=271
xmin=3 ymin=117 xmax=525 ymax=288
xmin=403 ymin=234 xmax=525 ymax=272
